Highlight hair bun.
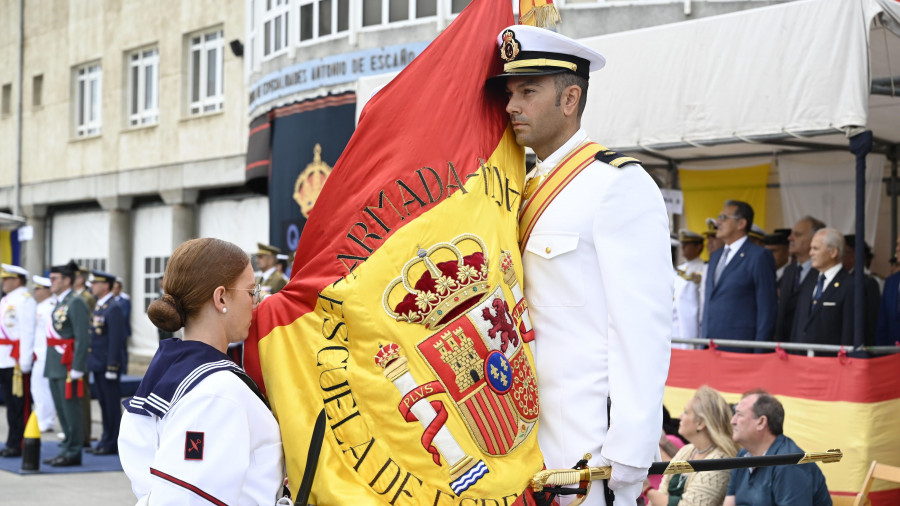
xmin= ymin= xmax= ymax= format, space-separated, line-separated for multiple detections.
xmin=147 ymin=293 xmax=185 ymax=332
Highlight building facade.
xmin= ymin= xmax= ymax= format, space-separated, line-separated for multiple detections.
xmin=2 ymin=0 xmax=842 ymax=359
xmin=0 ymin=0 xmax=265 ymax=355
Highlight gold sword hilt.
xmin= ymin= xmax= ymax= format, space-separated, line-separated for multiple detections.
xmin=531 ymin=453 xmax=609 ymax=492
xmin=530 ymin=467 xmax=609 ymax=492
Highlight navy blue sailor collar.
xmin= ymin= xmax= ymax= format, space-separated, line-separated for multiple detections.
xmin=123 ymin=339 xmax=242 ymax=417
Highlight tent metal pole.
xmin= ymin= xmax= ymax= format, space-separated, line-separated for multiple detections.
xmin=849 ymin=131 xmax=873 ymax=349
xmin=892 ymin=145 xmax=899 ymax=258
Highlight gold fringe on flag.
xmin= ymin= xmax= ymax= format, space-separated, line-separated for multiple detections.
xmin=12 ymin=364 xmax=23 ymax=397
xmin=519 ymin=0 xmax=561 ymax=28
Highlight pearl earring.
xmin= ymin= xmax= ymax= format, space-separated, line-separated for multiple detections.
xmin=222 ymin=307 xmax=227 ymax=314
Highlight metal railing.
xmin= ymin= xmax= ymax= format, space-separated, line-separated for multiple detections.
xmin=671 ymin=338 xmax=900 ymax=357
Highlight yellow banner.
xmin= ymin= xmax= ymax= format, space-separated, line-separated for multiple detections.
xmin=678 ymin=163 xmax=769 ymax=261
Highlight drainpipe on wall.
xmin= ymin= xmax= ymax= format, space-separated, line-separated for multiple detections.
xmin=14 ymin=0 xmax=24 ymax=217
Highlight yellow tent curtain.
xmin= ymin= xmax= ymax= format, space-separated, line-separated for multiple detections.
xmin=679 ymin=163 xmax=770 ymax=261
xmin=0 ymin=231 xmax=12 ymax=265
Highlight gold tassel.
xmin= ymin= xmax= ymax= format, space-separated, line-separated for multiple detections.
xmin=12 ymin=363 xmax=23 ymax=398
xmin=519 ymin=1 xmax=561 ymax=28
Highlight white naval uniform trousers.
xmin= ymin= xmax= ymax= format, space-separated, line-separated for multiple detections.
xmin=119 ymin=370 xmax=284 ymax=506
xmin=522 ymin=130 xmax=672 ymax=506
xmin=32 ymin=295 xmax=58 ymax=431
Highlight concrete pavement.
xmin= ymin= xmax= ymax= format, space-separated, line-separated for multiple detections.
xmin=0 ymin=399 xmax=137 ymax=506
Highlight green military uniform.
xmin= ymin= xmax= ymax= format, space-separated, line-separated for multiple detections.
xmin=259 ymin=270 xmax=288 ymax=295
xmin=77 ymin=288 xmax=96 ymax=312
xmin=255 ymin=243 xmax=289 ymax=297
xmin=45 ymin=289 xmax=90 ymax=461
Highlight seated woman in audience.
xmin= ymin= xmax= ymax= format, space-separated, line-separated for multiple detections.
xmin=119 ymin=238 xmax=287 ymax=505
xmin=646 ymin=386 xmax=738 ymax=506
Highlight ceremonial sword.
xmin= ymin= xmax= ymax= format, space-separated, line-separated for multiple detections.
xmin=531 ymin=449 xmax=843 ymax=504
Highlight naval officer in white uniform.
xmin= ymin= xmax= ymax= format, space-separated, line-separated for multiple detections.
xmin=672 ymin=230 xmax=706 ymax=346
xmin=490 ymin=25 xmax=672 ymax=505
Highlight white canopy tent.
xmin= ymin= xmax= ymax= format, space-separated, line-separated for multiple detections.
xmin=582 ymin=0 xmax=900 ymax=153
xmin=578 ymin=0 xmax=900 ymax=349
xmin=357 ymin=0 xmax=900 ymax=348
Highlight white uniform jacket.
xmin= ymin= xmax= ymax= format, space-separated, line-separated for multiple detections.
xmin=32 ymin=295 xmax=58 ymax=430
xmin=522 ymin=130 xmax=672 ymax=505
xmin=0 ymin=286 xmax=36 ymax=371
xmin=672 ymin=257 xmax=705 ymax=341
xmin=33 ymin=295 xmax=57 ymax=361
xmin=119 ymin=340 xmax=284 ymax=506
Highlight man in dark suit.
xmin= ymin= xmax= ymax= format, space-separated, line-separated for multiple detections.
xmin=775 ymin=216 xmax=825 ymax=342
xmin=44 ymin=261 xmax=90 ymax=466
xmin=842 ymin=234 xmax=882 ymax=341
xmin=792 ymin=228 xmax=855 ymax=349
xmin=876 ymin=236 xmax=900 ymax=346
xmin=86 ymin=271 xmax=127 ymax=455
xmin=112 ymin=278 xmax=131 ymax=372
xmin=763 ymin=229 xmax=790 ymax=284
xmin=702 ymin=200 xmax=778 ymax=352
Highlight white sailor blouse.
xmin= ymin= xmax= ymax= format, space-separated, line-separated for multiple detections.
xmin=119 ymin=339 xmax=284 ymax=506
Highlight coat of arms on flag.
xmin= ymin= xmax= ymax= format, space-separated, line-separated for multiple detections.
xmin=376 ymin=235 xmax=539 ymax=494
xmin=244 ymin=0 xmax=548 ymax=504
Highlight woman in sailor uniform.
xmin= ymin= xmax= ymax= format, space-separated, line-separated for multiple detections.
xmin=119 ymin=238 xmax=286 ymax=506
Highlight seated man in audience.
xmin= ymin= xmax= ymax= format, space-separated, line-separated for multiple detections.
xmin=725 ymin=392 xmax=831 ymax=506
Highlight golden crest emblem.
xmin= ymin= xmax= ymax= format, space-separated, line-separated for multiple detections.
xmin=293 ymin=144 xmax=333 ymax=218
xmin=500 ymin=29 xmax=520 ymax=62
xmin=2 ymin=305 xmax=16 ymax=329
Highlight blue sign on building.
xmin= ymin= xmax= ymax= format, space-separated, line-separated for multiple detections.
xmin=249 ymin=41 xmax=430 ymax=111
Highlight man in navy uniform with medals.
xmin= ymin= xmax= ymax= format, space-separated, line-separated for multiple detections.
xmin=86 ymin=270 xmax=127 ymax=455
xmin=490 ymin=25 xmax=672 ymax=505
xmin=0 ymin=263 xmax=36 ymax=457
xmin=44 ymin=261 xmax=90 ymax=466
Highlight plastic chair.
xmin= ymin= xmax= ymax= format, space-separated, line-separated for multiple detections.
xmin=852 ymin=461 xmax=900 ymax=506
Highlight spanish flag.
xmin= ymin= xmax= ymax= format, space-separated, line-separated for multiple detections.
xmin=519 ymin=0 xmax=561 ymax=28
xmin=665 ymin=349 xmax=900 ymax=505
xmin=245 ymin=0 xmax=545 ymax=503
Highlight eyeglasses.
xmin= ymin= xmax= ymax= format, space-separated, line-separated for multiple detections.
xmin=717 ymin=213 xmax=739 ymax=222
xmin=227 ymin=283 xmax=261 ymax=303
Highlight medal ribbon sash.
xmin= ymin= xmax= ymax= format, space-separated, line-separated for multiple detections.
xmin=46 ymin=321 xmax=74 ymax=368
xmin=518 ymin=141 xmax=602 ymax=251
xmin=46 ymin=319 xmax=81 ymax=399
xmin=0 ymin=321 xmax=20 ymax=361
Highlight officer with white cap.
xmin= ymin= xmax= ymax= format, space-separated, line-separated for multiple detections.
xmin=0 ymin=263 xmax=36 ymax=457
xmin=673 ymin=230 xmax=706 ymax=345
xmin=490 ymin=25 xmax=672 ymax=505
xmin=31 ymin=275 xmax=58 ymax=432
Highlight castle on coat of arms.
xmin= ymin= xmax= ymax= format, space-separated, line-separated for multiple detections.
xmin=434 ymin=328 xmax=484 ymax=391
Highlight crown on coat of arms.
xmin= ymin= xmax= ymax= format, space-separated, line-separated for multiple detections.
xmin=382 ymin=234 xmax=490 ymax=330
